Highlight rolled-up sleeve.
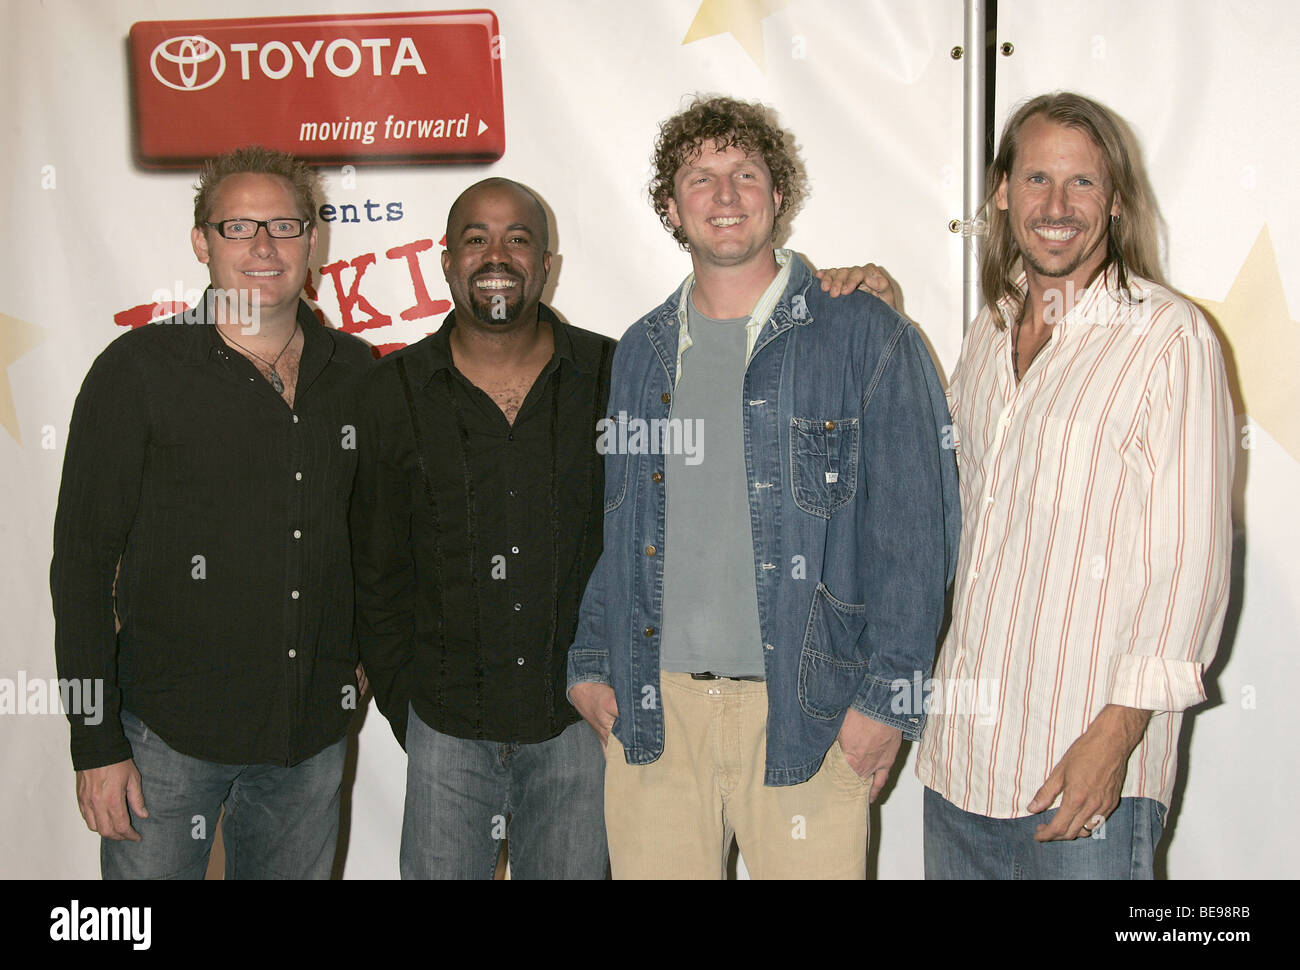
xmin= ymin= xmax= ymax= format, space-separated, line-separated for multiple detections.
xmin=1108 ymin=323 xmax=1234 ymax=711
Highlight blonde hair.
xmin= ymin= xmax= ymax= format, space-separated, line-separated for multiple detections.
xmin=194 ymin=145 xmax=320 ymax=228
xmin=980 ymin=92 xmax=1165 ymax=325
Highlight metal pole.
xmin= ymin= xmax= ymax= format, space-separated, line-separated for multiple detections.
xmin=962 ymin=0 xmax=985 ymax=334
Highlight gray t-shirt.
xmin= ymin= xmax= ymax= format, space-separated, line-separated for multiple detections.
xmin=659 ymin=297 xmax=765 ymax=678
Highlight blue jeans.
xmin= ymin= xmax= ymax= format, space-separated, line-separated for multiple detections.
xmin=923 ymin=786 xmax=1166 ymax=879
xmin=101 ymin=710 xmax=345 ymax=880
xmin=401 ymin=704 xmax=608 ymax=879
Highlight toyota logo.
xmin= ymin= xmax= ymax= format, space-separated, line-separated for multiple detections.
xmin=150 ymin=35 xmax=225 ymax=91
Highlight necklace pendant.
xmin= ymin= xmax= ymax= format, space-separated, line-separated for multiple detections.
xmin=270 ymin=369 xmax=284 ymax=394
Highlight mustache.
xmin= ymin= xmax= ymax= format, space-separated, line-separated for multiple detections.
xmin=471 ymin=262 xmax=522 ymax=284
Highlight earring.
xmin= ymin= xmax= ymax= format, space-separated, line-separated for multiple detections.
xmin=1111 ymin=214 xmax=1120 ymax=225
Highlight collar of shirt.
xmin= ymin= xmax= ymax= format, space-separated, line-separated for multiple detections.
xmin=996 ymin=262 xmax=1149 ymax=332
xmin=672 ymin=248 xmax=794 ymax=385
xmin=182 ymin=288 xmax=335 ymax=390
xmin=407 ymin=302 xmax=584 ymax=388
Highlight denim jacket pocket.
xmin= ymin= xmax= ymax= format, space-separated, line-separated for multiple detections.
xmin=789 ymin=416 xmax=860 ymax=518
xmin=599 ymin=412 xmax=631 ymax=513
xmin=797 ymin=583 xmax=869 ymax=720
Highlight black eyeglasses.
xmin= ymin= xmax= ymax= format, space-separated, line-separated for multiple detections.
xmin=204 ymin=218 xmax=311 ymax=240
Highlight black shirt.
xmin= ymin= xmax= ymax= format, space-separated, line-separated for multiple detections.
xmin=351 ymin=306 xmax=613 ymax=745
xmin=51 ymin=295 xmax=375 ymax=770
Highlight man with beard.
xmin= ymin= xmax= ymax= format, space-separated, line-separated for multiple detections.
xmin=915 ymin=93 xmax=1234 ymax=879
xmin=350 ymin=178 xmax=616 ymax=878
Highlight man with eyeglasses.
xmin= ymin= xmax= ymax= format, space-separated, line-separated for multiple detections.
xmin=51 ymin=145 xmax=374 ymax=879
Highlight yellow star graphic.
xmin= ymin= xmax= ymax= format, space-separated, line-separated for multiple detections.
xmin=0 ymin=312 xmax=44 ymax=445
xmin=682 ymin=0 xmax=792 ymax=71
xmin=1194 ymin=225 xmax=1300 ymax=463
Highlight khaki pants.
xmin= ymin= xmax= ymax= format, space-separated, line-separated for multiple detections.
xmin=604 ymin=671 xmax=870 ymax=879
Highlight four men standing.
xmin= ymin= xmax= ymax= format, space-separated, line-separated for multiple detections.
xmin=53 ymin=92 xmax=1232 ymax=881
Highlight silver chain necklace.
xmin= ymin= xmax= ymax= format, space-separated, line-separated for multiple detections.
xmin=218 ymin=325 xmax=299 ymax=394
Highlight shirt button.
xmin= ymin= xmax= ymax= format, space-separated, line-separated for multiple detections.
xmin=824 ymin=420 xmax=836 ymax=431
xmin=293 ymin=415 xmax=299 ymax=424
xmin=661 ymin=392 xmax=671 ymax=405
xmin=985 ymin=495 xmax=995 ymax=505
xmin=516 ymin=657 xmax=525 ymax=666
xmin=295 ymin=472 xmax=303 ymax=481
xmin=644 ymin=626 xmax=656 ymax=637
xmin=288 ymin=649 xmax=297 ymax=659
xmin=513 ymin=602 xmax=522 ymax=612
xmin=645 ymin=545 xmax=657 ymax=556
xmin=511 ymin=546 xmax=519 ymax=554
xmin=507 ymin=432 xmax=515 ymax=441
xmin=652 ymin=471 xmax=663 ymax=483
xmin=293 ymin=529 xmax=302 ymax=539
xmin=291 ymin=590 xmax=300 ymax=600
xmin=764 ymin=643 xmax=774 ymax=651
xmin=508 ymin=489 xmax=517 ymax=498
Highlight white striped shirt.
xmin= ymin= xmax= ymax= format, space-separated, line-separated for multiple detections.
xmin=916 ymin=268 xmax=1234 ymax=817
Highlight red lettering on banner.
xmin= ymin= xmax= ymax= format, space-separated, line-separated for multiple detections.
xmin=317 ymin=253 xmax=392 ymax=332
xmin=385 ymin=239 xmax=449 ymax=321
xmin=114 ymin=302 xmax=190 ymax=328
xmin=115 ymin=239 xmax=448 ymax=354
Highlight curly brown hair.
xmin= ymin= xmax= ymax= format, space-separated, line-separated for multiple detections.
xmin=650 ymin=95 xmax=806 ymax=249
xmin=193 ymin=145 xmax=321 ymax=228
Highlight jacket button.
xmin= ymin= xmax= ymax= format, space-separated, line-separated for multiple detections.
xmin=652 ymin=471 xmax=663 ymax=483
xmin=643 ymin=626 xmax=656 ymax=637
xmin=824 ymin=420 xmax=836 ymax=431
xmin=645 ymin=545 xmax=657 ymax=556
xmin=661 ymin=392 xmax=671 ymax=404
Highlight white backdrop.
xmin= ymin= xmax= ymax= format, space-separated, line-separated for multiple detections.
xmin=1 ymin=0 xmax=1293 ymax=879
xmin=995 ymin=0 xmax=1300 ymax=881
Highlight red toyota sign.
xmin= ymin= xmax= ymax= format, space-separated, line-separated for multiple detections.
xmin=129 ymin=10 xmax=504 ymax=167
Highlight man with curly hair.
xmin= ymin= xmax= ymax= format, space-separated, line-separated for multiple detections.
xmin=568 ymin=96 xmax=960 ymax=878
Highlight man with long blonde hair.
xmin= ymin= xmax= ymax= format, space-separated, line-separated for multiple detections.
xmin=916 ymin=93 xmax=1234 ymax=879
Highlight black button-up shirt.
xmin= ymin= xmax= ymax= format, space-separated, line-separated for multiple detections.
xmin=51 ymin=295 xmax=375 ymax=770
xmin=351 ymin=306 xmax=613 ymax=745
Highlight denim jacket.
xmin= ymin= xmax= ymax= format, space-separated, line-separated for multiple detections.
xmin=567 ymin=254 xmax=960 ymax=785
